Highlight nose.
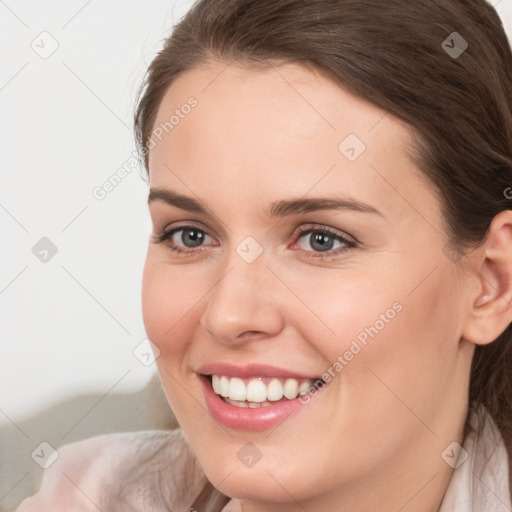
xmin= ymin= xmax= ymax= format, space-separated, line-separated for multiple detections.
xmin=199 ymin=256 xmax=285 ymax=345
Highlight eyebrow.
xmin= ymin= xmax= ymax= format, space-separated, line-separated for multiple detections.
xmin=148 ymin=187 xmax=384 ymax=218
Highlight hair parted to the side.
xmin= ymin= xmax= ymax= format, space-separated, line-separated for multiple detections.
xmin=134 ymin=0 xmax=512 ymax=504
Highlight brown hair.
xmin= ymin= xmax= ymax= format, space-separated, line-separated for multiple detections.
xmin=134 ymin=0 xmax=512 ymax=504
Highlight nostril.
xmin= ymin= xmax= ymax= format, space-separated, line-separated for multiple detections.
xmin=237 ymin=331 xmax=265 ymax=341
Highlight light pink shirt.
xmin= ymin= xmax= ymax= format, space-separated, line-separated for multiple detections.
xmin=438 ymin=405 xmax=511 ymax=512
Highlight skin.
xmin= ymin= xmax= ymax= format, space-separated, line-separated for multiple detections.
xmin=142 ymin=59 xmax=512 ymax=512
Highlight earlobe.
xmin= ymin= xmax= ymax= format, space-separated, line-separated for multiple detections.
xmin=473 ymin=294 xmax=492 ymax=308
xmin=462 ymin=210 xmax=512 ymax=346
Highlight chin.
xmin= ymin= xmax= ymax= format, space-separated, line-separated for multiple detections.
xmin=189 ymin=439 xmax=327 ymax=504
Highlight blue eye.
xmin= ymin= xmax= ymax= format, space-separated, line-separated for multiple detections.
xmin=153 ymin=226 xmax=213 ymax=254
xmin=299 ymin=231 xmax=340 ymax=252
xmin=293 ymin=226 xmax=355 ymax=258
xmin=173 ymin=227 xmax=207 ymax=248
xmin=153 ymin=224 xmax=356 ymax=259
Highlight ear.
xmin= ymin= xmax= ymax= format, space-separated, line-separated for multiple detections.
xmin=462 ymin=210 xmax=512 ymax=345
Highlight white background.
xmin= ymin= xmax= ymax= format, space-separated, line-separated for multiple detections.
xmin=1 ymin=0 xmax=511 ymax=425
xmin=0 ymin=0 xmax=195 ymax=426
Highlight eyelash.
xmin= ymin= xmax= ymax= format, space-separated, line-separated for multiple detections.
xmin=152 ymin=224 xmax=356 ymax=260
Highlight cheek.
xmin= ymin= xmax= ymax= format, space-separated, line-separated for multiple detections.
xmin=141 ymin=253 xmax=201 ymax=356
xmin=286 ymin=256 xmax=457 ymax=365
xmin=141 ymin=255 xmax=205 ymax=420
xmin=281 ymin=264 xmax=406 ymax=361
xmin=141 ymin=263 xmax=170 ymax=350
xmin=286 ymin=260 xmax=459 ymax=430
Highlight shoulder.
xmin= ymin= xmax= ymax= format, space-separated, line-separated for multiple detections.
xmin=470 ymin=406 xmax=512 ymax=510
xmin=440 ymin=403 xmax=512 ymax=512
xmin=15 ymin=428 xmax=207 ymax=511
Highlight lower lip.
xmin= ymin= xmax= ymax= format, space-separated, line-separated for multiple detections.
xmin=200 ymin=375 xmax=321 ymax=431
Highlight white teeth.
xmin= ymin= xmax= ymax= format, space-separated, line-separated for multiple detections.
xmin=267 ymin=378 xmax=284 ymax=401
xmin=219 ymin=376 xmax=230 ymax=397
xmin=210 ymin=375 xmax=322 ymax=403
xmin=298 ymin=380 xmax=311 ymax=396
xmin=246 ymin=379 xmax=267 ymax=402
xmin=212 ymin=375 xmax=220 ymax=394
xmin=225 ymin=397 xmax=272 ymax=408
xmin=228 ymin=377 xmax=246 ymax=401
xmin=283 ymin=378 xmax=299 ymax=399
xmin=225 ymin=398 xmax=249 ymax=408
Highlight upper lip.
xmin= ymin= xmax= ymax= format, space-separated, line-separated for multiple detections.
xmin=197 ymin=362 xmax=322 ymax=380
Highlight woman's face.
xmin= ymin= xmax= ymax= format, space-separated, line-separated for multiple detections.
xmin=142 ymin=60 xmax=473 ymax=508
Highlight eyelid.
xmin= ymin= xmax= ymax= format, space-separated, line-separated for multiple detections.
xmin=153 ymin=222 xmax=217 ymax=246
xmin=155 ymin=220 xmax=215 ymax=239
xmin=290 ymin=223 xmax=357 ymax=245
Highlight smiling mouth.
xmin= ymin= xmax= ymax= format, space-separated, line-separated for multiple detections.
xmin=206 ymin=374 xmax=326 ymax=408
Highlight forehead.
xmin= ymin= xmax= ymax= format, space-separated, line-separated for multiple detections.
xmin=149 ymin=59 xmax=410 ymax=162
xmin=148 ymin=60 xmax=438 ymax=225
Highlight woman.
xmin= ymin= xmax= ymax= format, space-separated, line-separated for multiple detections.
xmin=16 ymin=0 xmax=512 ymax=510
